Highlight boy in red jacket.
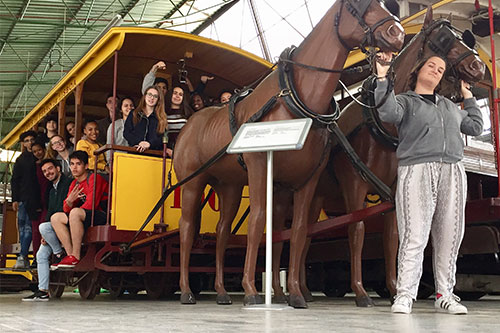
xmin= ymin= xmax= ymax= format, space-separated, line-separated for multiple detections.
xmin=50 ymin=150 xmax=108 ymax=268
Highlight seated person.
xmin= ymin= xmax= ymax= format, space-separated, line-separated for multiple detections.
xmin=22 ymin=159 xmax=71 ymax=301
xmin=106 ymin=97 xmax=134 ymax=160
xmin=124 ymin=86 xmax=167 ymax=152
xmin=76 ymin=120 xmax=107 ymax=172
xmin=50 ymin=151 xmax=109 ymax=268
xmin=191 ymin=93 xmax=206 ymax=112
xmin=165 ymin=85 xmax=194 ymax=156
xmin=220 ymin=91 xmax=232 ymax=104
xmin=142 ymin=61 xmax=169 ymax=97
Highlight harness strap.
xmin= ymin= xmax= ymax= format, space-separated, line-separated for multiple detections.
xmin=278 ymin=47 xmax=340 ymax=126
xmin=327 ymin=122 xmax=394 ymax=202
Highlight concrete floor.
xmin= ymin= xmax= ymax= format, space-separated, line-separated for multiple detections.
xmin=1 ymin=292 xmax=499 ymax=332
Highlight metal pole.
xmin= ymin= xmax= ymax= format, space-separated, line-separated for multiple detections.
xmin=488 ymin=0 xmax=500 ymax=194
xmin=265 ymin=150 xmax=273 ymax=306
xmin=248 ymin=0 xmax=272 ymax=62
xmin=106 ymin=51 xmax=118 ymax=225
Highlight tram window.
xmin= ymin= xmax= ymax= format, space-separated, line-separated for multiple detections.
xmin=464 ymin=97 xmax=493 ymax=149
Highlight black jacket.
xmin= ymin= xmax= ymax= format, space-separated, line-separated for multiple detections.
xmin=123 ymin=111 xmax=163 ymax=150
xmin=11 ymin=151 xmax=41 ymax=220
xmin=45 ymin=174 xmax=72 ymax=221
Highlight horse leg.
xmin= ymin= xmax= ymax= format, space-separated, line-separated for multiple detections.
xmin=348 ymin=219 xmax=374 ymax=307
xmin=272 ymin=188 xmax=291 ymax=304
xmin=383 ymin=210 xmax=398 ymax=300
xmin=342 ymin=180 xmax=375 ymax=307
xmin=179 ymin=179 xmax=205 ymax=304
xmin=298 ymin=194 xmax=323 ymax=302
xmin=288 ymin=171 xmax=324 ymax=309
xmin=213 ymin=184 xmax=243 ymax=305
xmin=241 ymin=156 xmax=267 ymax=305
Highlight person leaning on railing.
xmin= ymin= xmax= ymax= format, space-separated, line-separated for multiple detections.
xmin=123 ymin=85 xmax=167 ymax=153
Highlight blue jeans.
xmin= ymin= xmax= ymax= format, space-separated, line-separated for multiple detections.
xmin=37 ymin=222 xmax=63 ymax=291
xmin=17 ymin=202 xmax=32 ymax=257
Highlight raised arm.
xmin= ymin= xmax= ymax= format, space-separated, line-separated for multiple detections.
xmin=459 ymin=80 xmax=483 ymax=136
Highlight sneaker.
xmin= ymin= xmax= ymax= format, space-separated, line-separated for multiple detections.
xmin=435 ymin=294 xmax=468 ymax=315
xmin=13 ymin=255 xmax=30 ymax=270
xmin=22 ymin=290 xmax=49 ymax=302
xmin=50 ymin=251 xmax=66 ymax=271
xmin=57 ymin=255 xmax=79 ymax=269
xmin=391 ymin=294 xmax=413 ymax=314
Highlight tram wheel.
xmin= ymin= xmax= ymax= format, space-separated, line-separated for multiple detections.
xmin=143 ymin=273 xmax=165 ymax=299
xmin=79 ymin=271 xmax=100 ymax=300
xmin=108 ymin=274 xmax=124 ymax=299
xmin=161 ymin=273 xmax=178 ymax=298
xmin=49 ymin=271 xmax=67 ymax=298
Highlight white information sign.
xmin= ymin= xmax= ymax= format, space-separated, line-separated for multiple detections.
xmin=227 ymin=118 xmax=312 ymax=154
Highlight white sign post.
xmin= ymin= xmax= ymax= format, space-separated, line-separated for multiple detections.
xmin=227 ymin=118 xmax=312 ymax=309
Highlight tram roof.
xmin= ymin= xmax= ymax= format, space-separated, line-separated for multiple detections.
xmin=0 ymin=27 xmax=274 ymax=148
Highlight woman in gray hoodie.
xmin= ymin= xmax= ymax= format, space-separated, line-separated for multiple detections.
xmin=375 ymin=52 xmax=483 ymax=315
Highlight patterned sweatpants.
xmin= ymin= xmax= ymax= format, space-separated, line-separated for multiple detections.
xmin=395 ymin=161 xmax=466 ymax=300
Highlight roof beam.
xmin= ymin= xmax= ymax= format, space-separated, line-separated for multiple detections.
xmin=154 ymin=0 xmax=190 ymax=28
xmin=2 ymin=0 xmax=88 ymax=120
xmin=0 ymin=0 xmax=31 ymax=56
xmin=191 ymin=0 xmax=240 ymax=35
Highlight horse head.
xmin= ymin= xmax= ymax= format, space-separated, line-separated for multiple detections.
xmin=395 ymin=7 xmax=485 ymax=97
xmin=336 ymin=0 xmax=404 ymax=52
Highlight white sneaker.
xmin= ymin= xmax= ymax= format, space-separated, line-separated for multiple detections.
xmin=435 ymin=294 xmax=468 ymax=315
xmin=391 ymin=294 xmax=413 ymax=314
xmin=13 ymin=255 xmax=29 ymax=270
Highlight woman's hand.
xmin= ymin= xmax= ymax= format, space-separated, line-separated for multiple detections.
xmin=461 ymin=80 xmax=473 ymax=99
xmin=375 ymin=52 xmax=393 ymax=79
xmin=151 ymin=61 xmax=166 ymax=73
xmin=166 ymin=148 xmax=173 ymax=158
xmin=135 ymin=141 xmax=151 ymax=152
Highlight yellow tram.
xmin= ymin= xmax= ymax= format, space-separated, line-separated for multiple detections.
xmin=0 ymin=0 xmax=499 ymax=300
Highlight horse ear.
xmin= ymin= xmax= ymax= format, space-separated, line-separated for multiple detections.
xmin=423 ymin=6 xmax=433 ymax=28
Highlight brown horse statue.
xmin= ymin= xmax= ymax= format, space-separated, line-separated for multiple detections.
xmin=173 ymin=0 xmax=404 ymax=308
xmin=285 ymin=7 xmax=485 ymax=307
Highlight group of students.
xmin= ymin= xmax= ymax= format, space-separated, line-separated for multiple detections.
xmin=11 ymin=61 xmax=233 ymax=301
xmin=13 ymin=132 xmax=108 ymax=301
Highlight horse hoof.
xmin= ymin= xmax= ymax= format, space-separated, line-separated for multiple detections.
xmin=288 ymin=294 xmax=308 ymax=309
xmin=243 ymin=294 xmax=263 ymax=306
xmin=355 ymin=295 xmax=375 ymax=307
xmin=302 ymin=290 xmax=314 ymax=302
xmin=273 ymin=294 xmax=288 ymax=304
xmin=216 ymin=293 xmax=232 ymax=305
xmin=180 ymin=292 xmax=196 ymax=304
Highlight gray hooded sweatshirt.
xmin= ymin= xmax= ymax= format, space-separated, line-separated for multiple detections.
xmin=375 ymin=79 xmax=483 ymax=166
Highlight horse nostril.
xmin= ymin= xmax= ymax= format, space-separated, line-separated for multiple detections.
xmin=470 ymin=59 xmax=484 ymax=72
xmin=387 ymin=24 xmax=403 ymax=38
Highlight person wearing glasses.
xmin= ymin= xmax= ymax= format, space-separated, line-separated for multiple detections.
xmin=11 ymin=131 xmax=41 ymax=269
xmin=49 ymin=135 xmax=74 ymax=178
xmin=124 ymin=86 xmax=167 ymax=152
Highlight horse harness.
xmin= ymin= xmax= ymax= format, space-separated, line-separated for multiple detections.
xmin=227 ymin=46 xmax=393 ymax=200
xmin=335 ymin=0 xmax=401 ymax=53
